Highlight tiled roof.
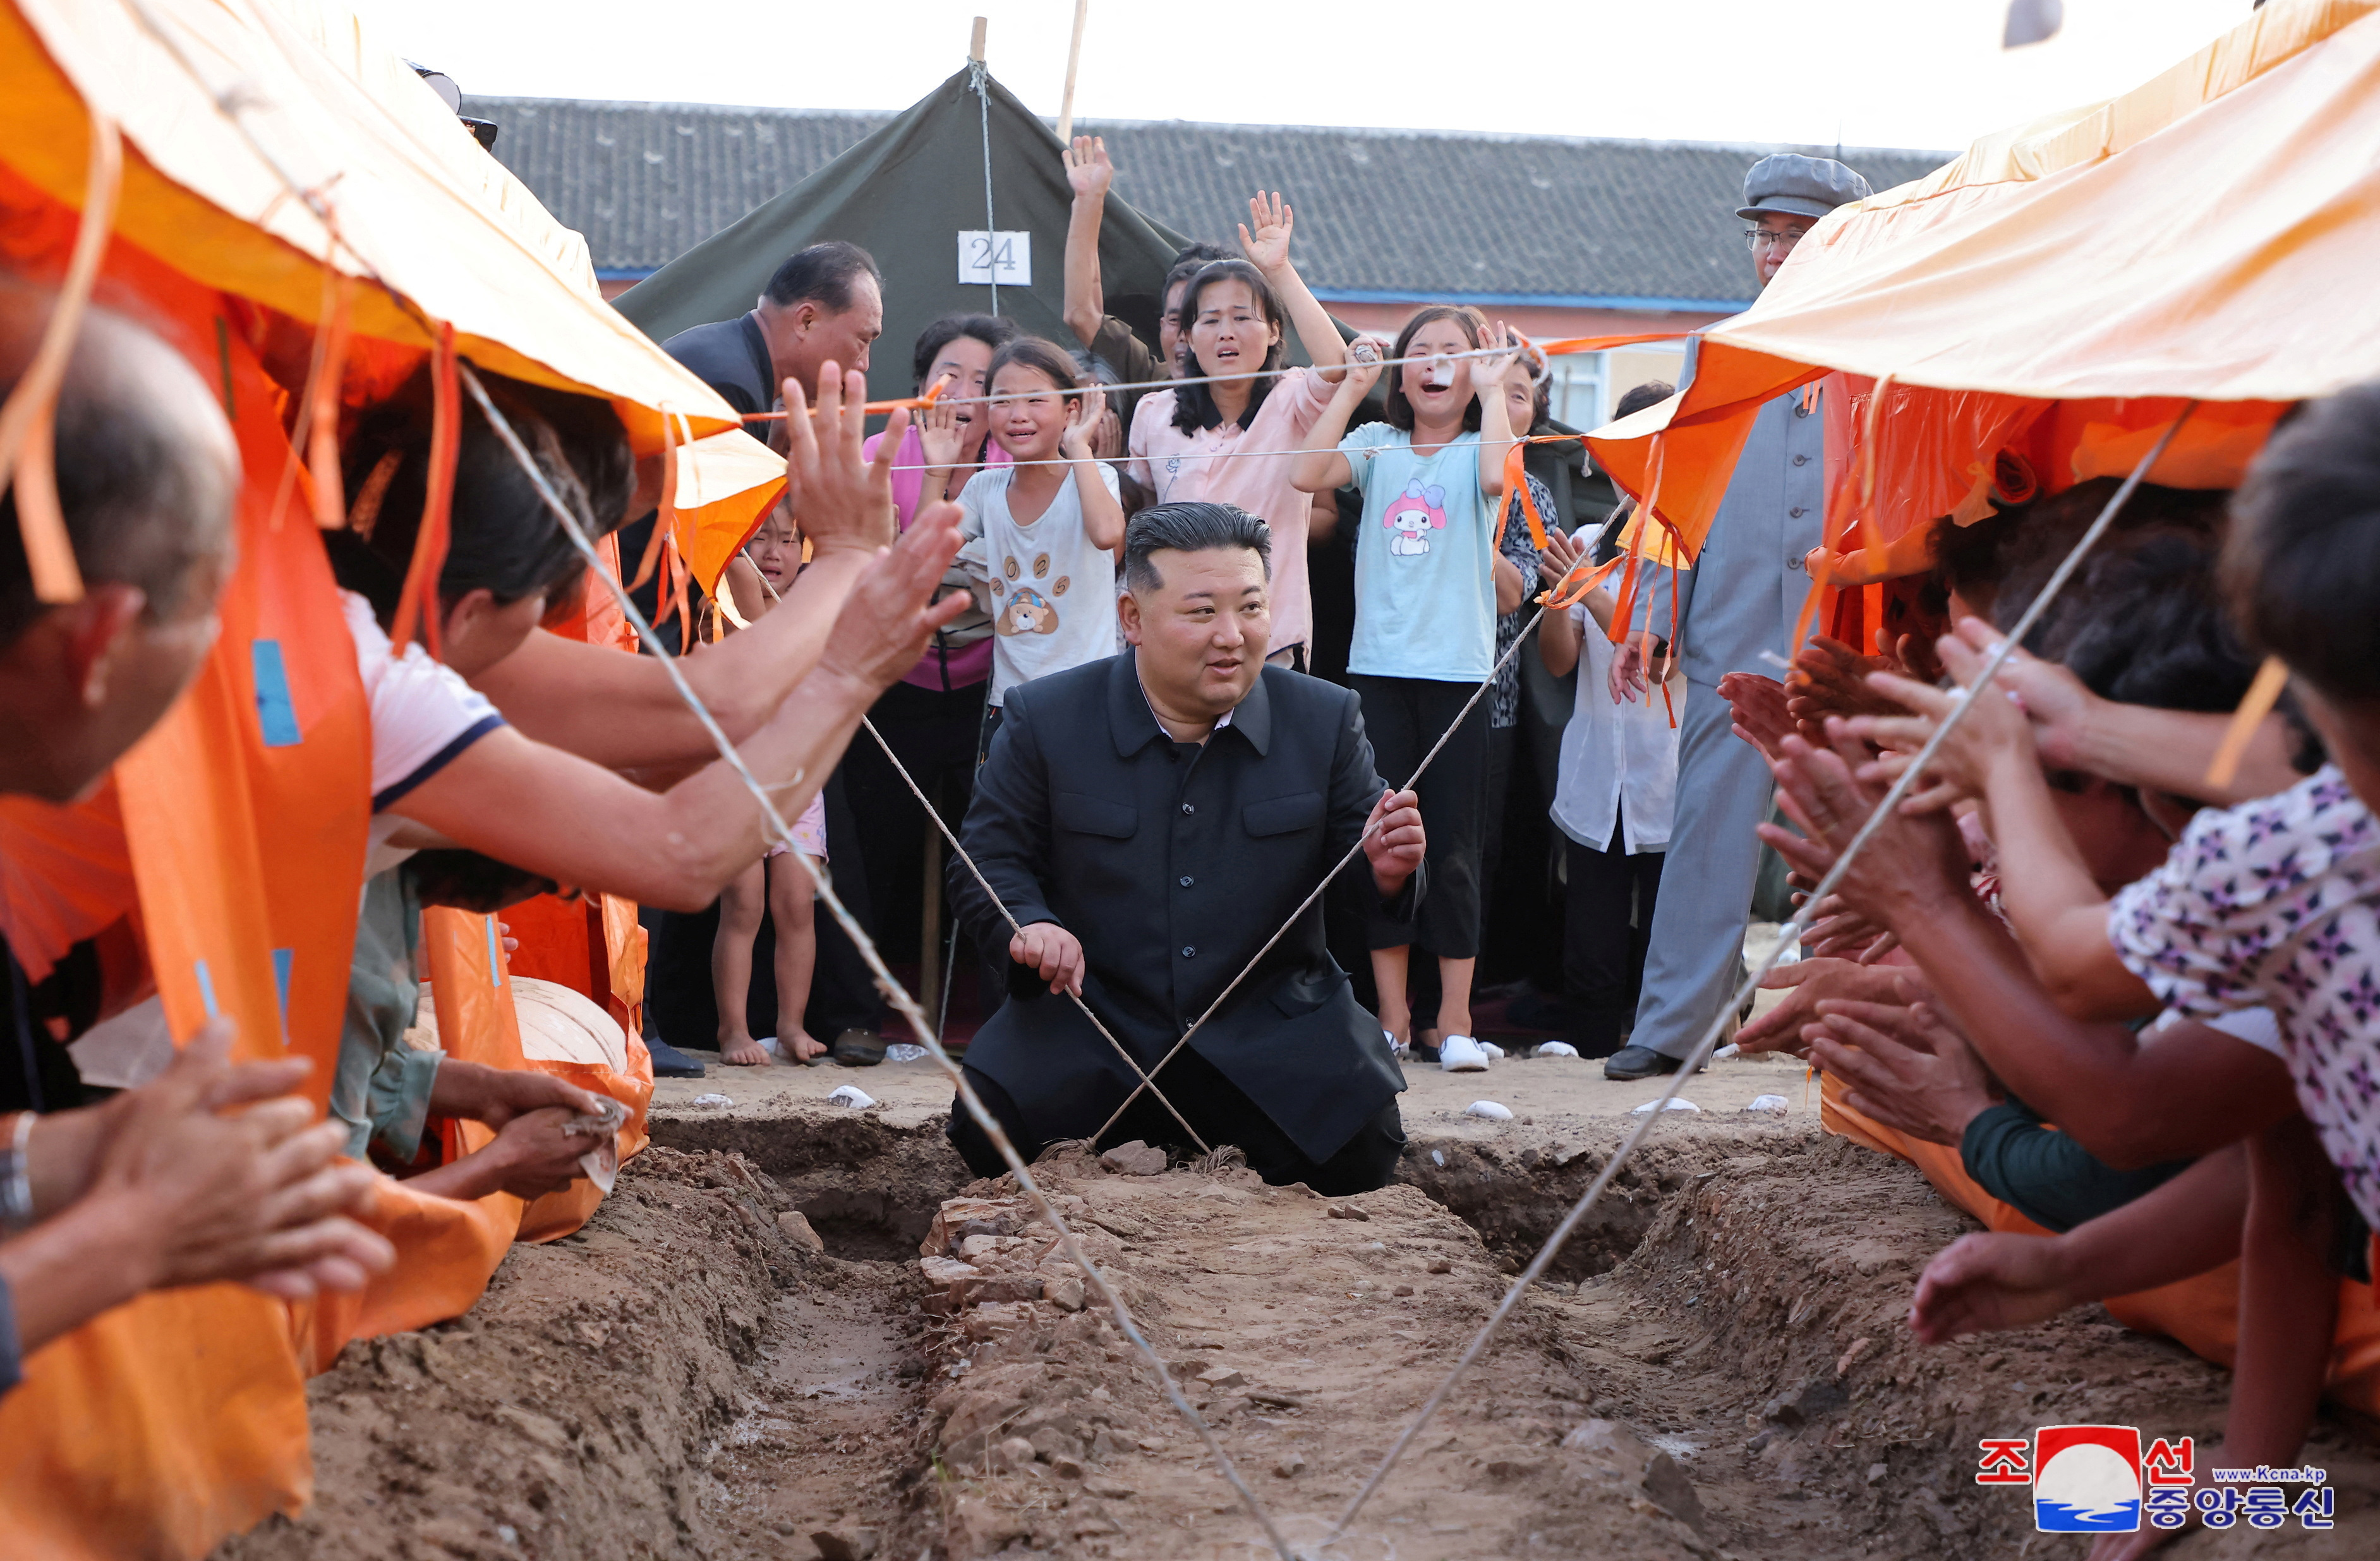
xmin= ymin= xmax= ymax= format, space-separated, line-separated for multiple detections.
xmin=464 ymin=95 xmax=1947 ymax=310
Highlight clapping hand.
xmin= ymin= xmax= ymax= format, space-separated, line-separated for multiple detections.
xmin=781 ymin=363 xmax=900 ymax=557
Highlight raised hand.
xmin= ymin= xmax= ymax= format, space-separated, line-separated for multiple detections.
xmin=1058 ymin=392 xmax=1098 ymax=464
xmin=1840 ymin=625 xmax=2039 ymax=816
xmin=1341 ymin=335 xmax=1387 ymax=397
xmin=782 ymin=363 xmax=902 ymax=557
xmin=1538 ymin=524 xmax=1587 ymax=584
xmin=917 ymin=394 xmax=967 ymax=474
xmin=813 ymin=500 xmax=972 ymax=695
xmin=1758 ymin=728 xmax=1972 ymax=927
xmin=1802 ymin=998 xmax=1995 ymax=1146
xmin=1239 ymin=191 xmax=1295 ymax=274
xmin=1718 ymin=672 xmax=1794 ymax=762
xmin=1063 ymin=135 xmax=1113 ymax=201
xmin=1467 ymin=320 xmax=1524 ymax=402
xmin=1734 ymin=957 xmax=1914 ymax=1055
xmin=1785 ymin=636 xmax=1903 ymax=737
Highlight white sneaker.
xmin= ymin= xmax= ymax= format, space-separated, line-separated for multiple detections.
xmin=1386 ymin=1028 xmax=1407 ymax=1059
xmin=1440 ymin=1035 xmax=1491 ymax=1072
xmin=1480 ymin=1042 xmax=1506 ymax=1061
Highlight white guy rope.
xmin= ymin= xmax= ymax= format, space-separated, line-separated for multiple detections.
xmin=859 ymin=713 xmax=1216 ymax=1154
xmin=458 ymin=366 xmax=1302 ymax=1560
xmin=1324 ymin=402 xmax=2199 ymax=1543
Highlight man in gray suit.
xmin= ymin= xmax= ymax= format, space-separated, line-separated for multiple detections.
xmin=1601 ymin=153 xmax=1872 ymax=1081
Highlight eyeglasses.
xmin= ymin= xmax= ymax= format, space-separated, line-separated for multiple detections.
xmin=1744 ymin=226 xmax=1809 ymax=252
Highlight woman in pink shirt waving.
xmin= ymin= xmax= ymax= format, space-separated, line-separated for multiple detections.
xmin=1128 ymin=193 xmax=1350 ymax=670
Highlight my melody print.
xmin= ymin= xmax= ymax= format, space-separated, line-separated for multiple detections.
xmin=1384 ymin=478 xmax=1448 ymax=555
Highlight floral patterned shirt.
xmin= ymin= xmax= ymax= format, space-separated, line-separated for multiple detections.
xmin=1491 ymin=476 xmax=1550 ymax=730
xmin=2108 ymin=766 xmax=2380 ymax=1228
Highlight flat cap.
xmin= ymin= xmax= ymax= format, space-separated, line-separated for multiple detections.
xmin=1737 ymin=154 xmax=1873 ymax=222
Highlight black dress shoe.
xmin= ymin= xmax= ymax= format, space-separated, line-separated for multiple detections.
xmin=1602 ymin=1044 xmax=1682 ymax=1081
xmin=645 ymin=1035 xmax=708 ymax=1078
xmin=831 ymin=1028 xmax=887 ymax=1067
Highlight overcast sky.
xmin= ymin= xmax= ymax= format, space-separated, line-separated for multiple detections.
xmin=352 ymin=0 xmax=2258 ymax=153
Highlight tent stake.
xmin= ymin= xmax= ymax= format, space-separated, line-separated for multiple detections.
xmin=1057 ymin=0 xmax=1090 ymax=143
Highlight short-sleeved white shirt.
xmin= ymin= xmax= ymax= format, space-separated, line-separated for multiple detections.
xmin=341 ymin=591 xmax=506 ymax=876
xmin=1549 ymin=595 xmax=1681 ymax=855
xmin=955 ymin=464 xmax=1123 ymax=707
xmin=2108 ymin=766 xmax=2380 ymax=1229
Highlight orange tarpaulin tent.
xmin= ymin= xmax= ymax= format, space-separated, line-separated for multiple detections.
xmin=0 ymin=0 xmax=770 ymax=1552
xmin=1585 ymin=0 xmax=2380 ymax=579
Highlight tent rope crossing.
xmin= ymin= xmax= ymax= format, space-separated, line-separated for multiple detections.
xmin=1323 ymin=404 xmax=2199 ymax=1545
xmin=458 ymin=366 xmax=1307 ymax=1560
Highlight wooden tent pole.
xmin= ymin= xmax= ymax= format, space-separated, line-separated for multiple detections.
xmin=969 ymin=15 xmax=986 ymax=63
xmin=1057 ymin=0 xmax=1090 ymax=143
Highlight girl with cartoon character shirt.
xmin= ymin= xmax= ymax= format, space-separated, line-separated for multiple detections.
xmin=953 ymin=338 xmax=1126 ymax=732
xmin=1292 ymin=306 xmax=1523 ymax=1073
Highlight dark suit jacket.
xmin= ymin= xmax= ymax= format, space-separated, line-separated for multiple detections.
xmin=949 ymin=654 xmax=1418 ymax=1163
xmin=659 ymin=313 xmax=775 ymax=416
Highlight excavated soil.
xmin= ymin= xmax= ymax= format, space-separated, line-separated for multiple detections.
xmin=222 ymin=1105 xmax=2380 ymax=1558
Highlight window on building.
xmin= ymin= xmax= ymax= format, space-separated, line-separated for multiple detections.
xmin=1546 ymin=353 xmax=1607 ymax=431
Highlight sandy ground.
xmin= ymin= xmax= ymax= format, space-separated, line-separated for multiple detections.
xmin=227 ymin=1005 xmax=2380 ymax=1560
xmin=654 ymin=1034 xmax=1816 ymax=1138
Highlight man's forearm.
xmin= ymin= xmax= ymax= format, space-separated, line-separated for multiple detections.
xmin=682 ymin=548 xmax=871 ymax=741
xmin=0 ymin=1195 xmax=159 ymax=1354
xmin=2067 ymin=704 xmax=2297 ymax=806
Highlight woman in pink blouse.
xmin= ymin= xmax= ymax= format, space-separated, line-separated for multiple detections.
xmin=1127 ymin=193 xmax=1350 ymax=670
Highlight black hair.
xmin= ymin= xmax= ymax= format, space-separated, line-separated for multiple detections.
xmin=0 ymin=295 xmax=236 ymax=648
xmin=761 ymin=241 xmax=881 ymax=312
xmin=984 ymin=337 xmax=1085 ymax=403
xmin=328 ymin=370 xmax=631 ymax=633
xmin=1163 ymin=243 xmax=1234 ymax=304
xmin=1612 ymin=380 xmax=1674 ymax=422
xmin=2000 ymin=525 xmax=2257 ymax=716
xmin=1169 ymin=260 xmax=1286 ymax=435
xmin=404 ymin=849 xmax=559 ymax=912
xmin=1123 ymin=502 xmax=1272 ymax=593
xmin=910 ymin=312 xmax=1017 ymax=392
xmin=1384 ymin=306 xmax=1488 ymax=433
xmin=2226 ymin=382 xmax=2380 ymax=703
xmin=1961 ymin=478 xmax=2226 ymax=631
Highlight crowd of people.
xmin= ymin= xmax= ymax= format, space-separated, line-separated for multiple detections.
xmin=1 ymin=93 xmax=2375 ymax=1552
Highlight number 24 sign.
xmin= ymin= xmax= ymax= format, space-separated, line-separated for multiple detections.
xmin=958 ymin=231 xmax=1031 ymax=286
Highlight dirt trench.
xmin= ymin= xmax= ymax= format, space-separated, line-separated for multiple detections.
xmin=224 ymin=1108 xmax=2379 ymax=1560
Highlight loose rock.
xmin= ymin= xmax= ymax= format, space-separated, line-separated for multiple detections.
xmin=775 ymin=1210 xmax=825 ymax=1253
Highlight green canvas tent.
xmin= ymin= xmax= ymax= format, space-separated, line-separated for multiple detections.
xmin=613 ymin=64 xmax=1192 ymax=405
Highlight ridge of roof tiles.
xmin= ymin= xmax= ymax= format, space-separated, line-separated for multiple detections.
xmin=464 ymin=95 xmax=1947 ymax=306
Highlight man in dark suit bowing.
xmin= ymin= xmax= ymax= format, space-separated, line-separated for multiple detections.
xmin=946 ymin=503 xmax=1427 ymax=1195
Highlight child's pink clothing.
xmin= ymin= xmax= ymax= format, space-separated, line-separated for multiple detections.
xmin=1127 ymin=366 xmax=1335 ymax=660
xmin=764 ymin=792 xmax=829 ymax=862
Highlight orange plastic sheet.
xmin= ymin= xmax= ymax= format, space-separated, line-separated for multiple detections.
xmin=1821 ymin=1076 xmax=2380 ymax=1416
xmin=1586 ymin=0 xmax=2380 ymax=570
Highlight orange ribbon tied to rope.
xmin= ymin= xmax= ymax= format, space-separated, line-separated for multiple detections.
xmin=0 ymin=111 xmax=121 ymax=605
xmin=390 ymin=322 xmax=461 ymax=658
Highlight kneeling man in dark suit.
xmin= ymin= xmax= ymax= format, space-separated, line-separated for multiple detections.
xmin=946 ymin=502 xmax=1426 ymax=1195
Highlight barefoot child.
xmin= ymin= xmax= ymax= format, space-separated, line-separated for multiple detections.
xmin=710 ymin=507 xmax=829 ymax=1066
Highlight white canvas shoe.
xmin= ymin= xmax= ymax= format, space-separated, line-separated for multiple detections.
xmin=1480 ymin=1042 xmax=1506 ymax=1061
xmin=1439 ymin=1034 xmax=1491 ymax=1072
